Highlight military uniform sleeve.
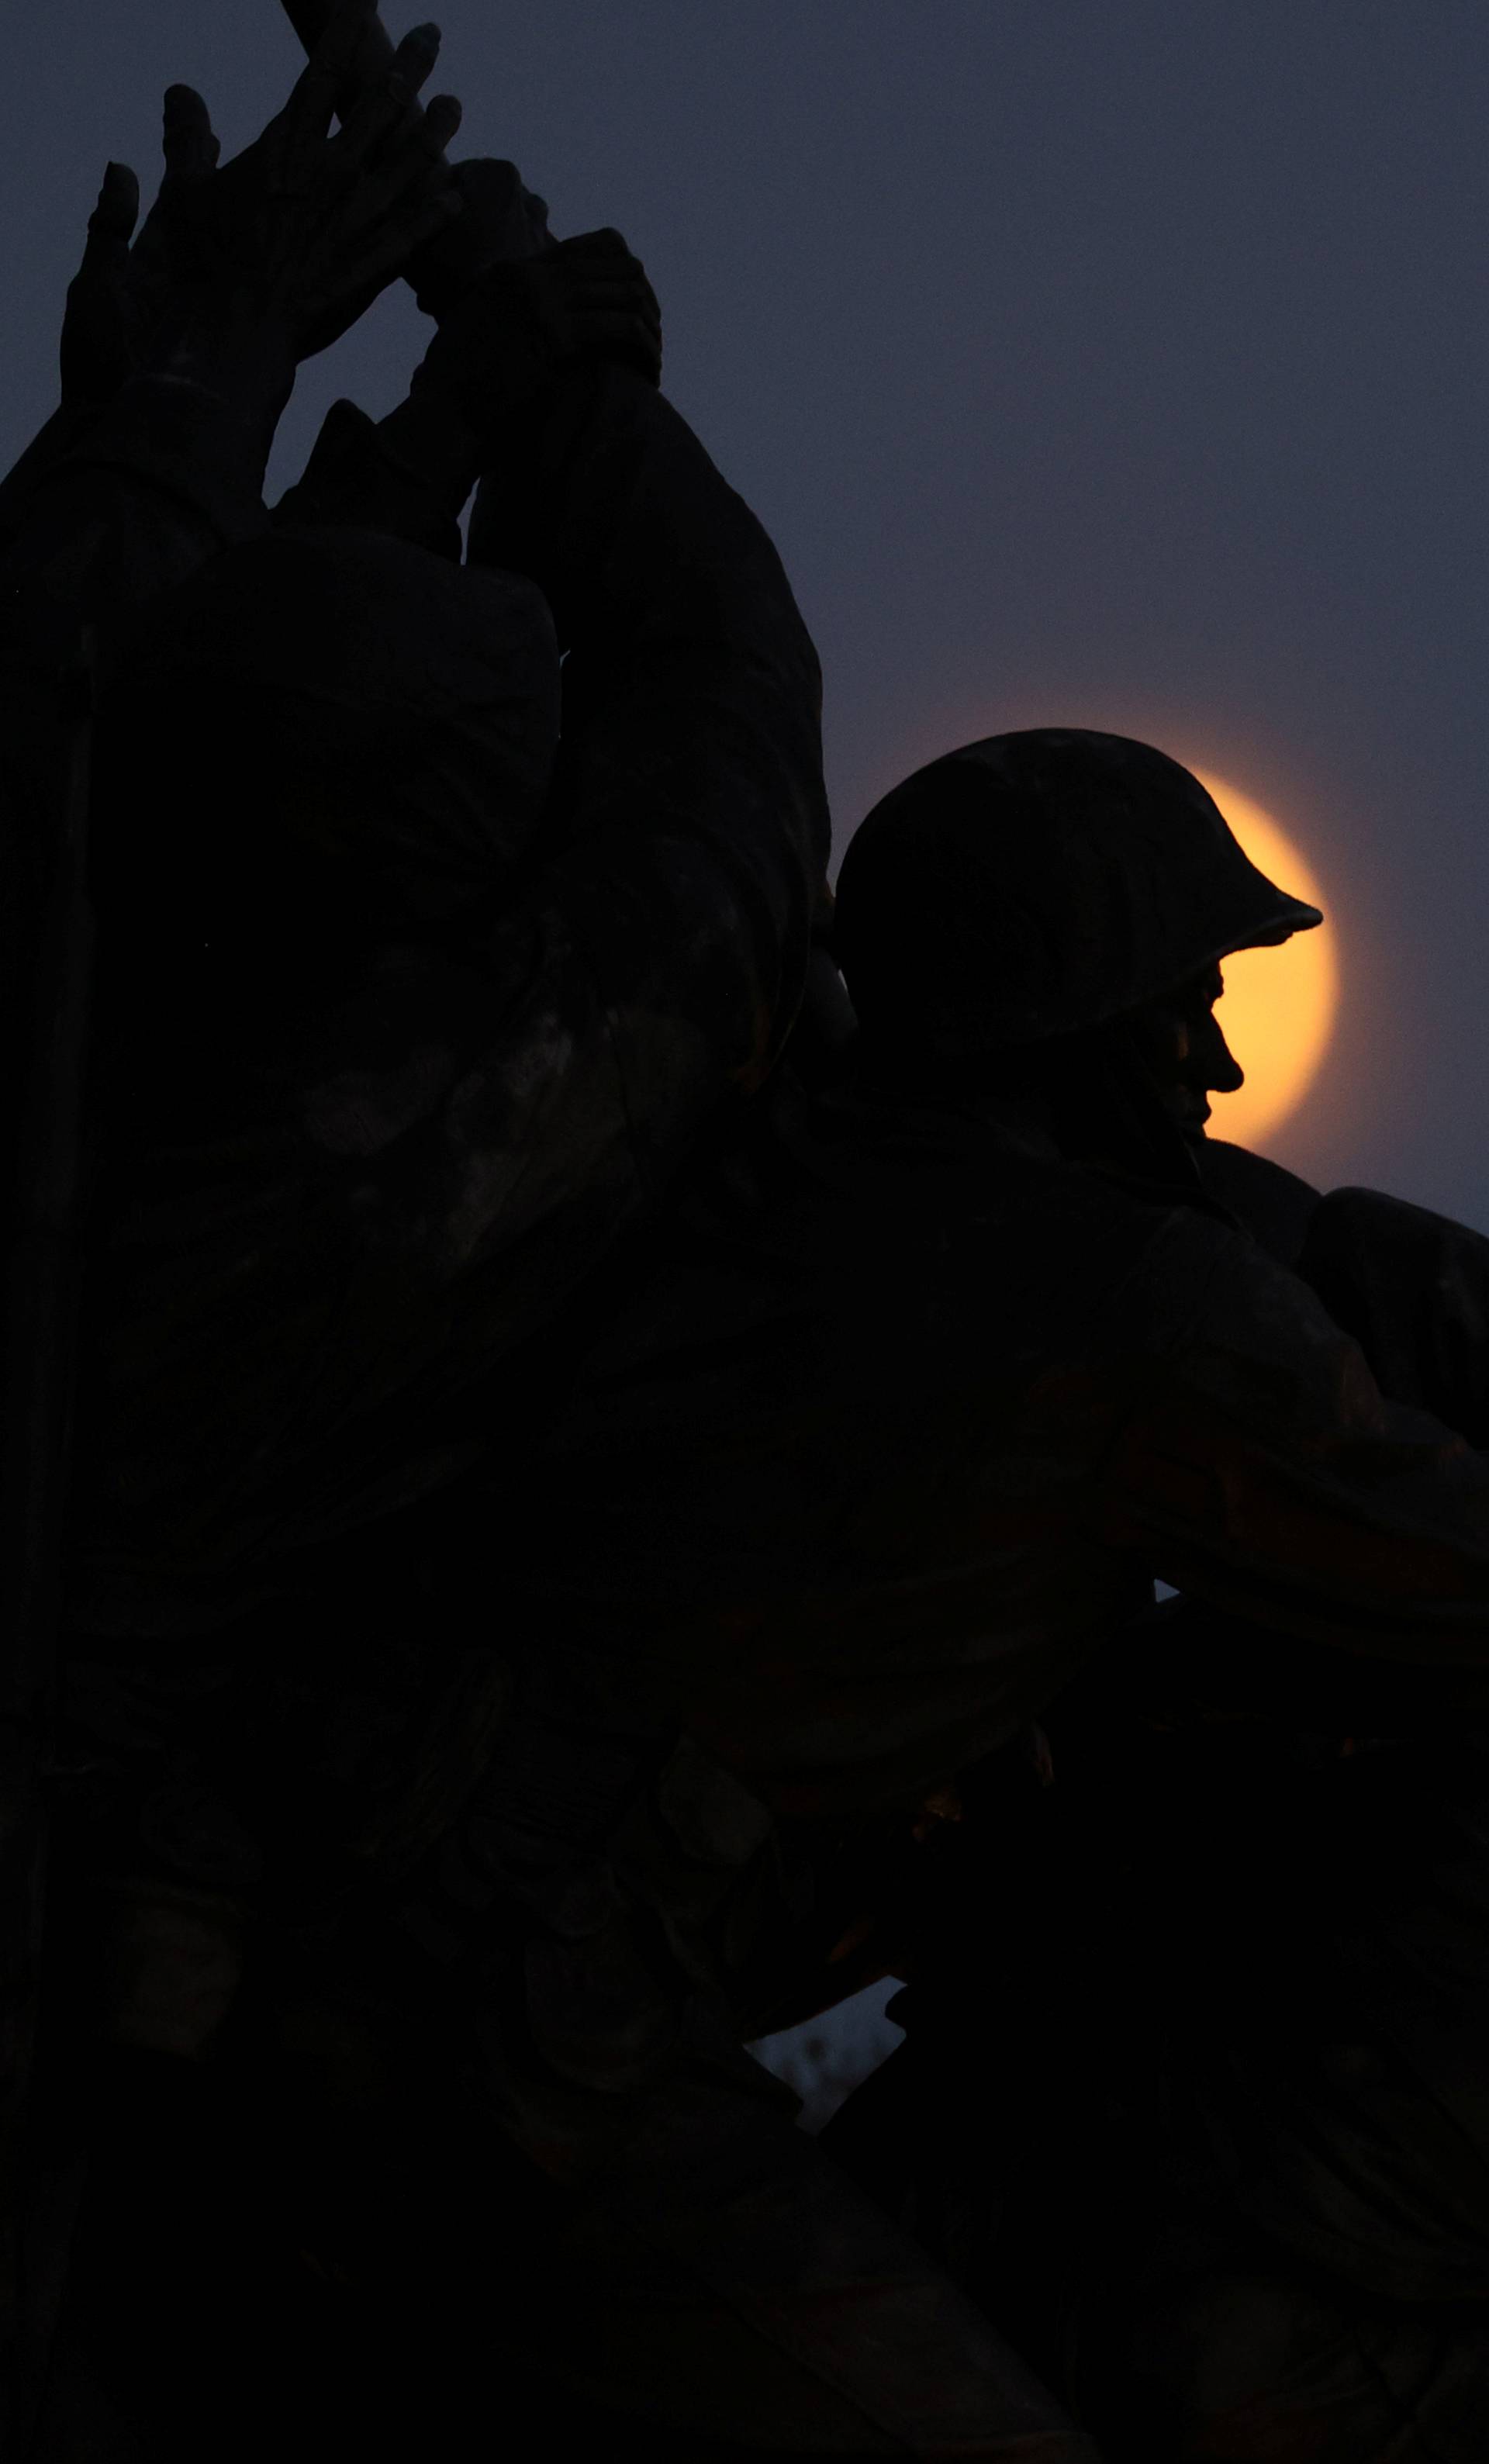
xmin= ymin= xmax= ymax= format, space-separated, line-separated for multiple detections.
xmin=0 ymin=376 xmax=271 ymax=675
xmin=70 ymin=368 xmax=829 ymax=1627
xmin=1098 ymin=1208 xmax=1489 ymax=1678
xmin=470 ymin=359 xmax=831 ymax=1101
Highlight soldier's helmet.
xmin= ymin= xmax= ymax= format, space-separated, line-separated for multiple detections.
xmin=833 ymin=729 xmax=1322 ymax=1055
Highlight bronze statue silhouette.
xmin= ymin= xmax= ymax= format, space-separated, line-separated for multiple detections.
xmin=819 ymin=732 xmax=1489 ymax=2461
xmin=2 ymin=11 xmax=830 ymax=2455
xmin=10 ymin=14 xmax=1489 ymax=2461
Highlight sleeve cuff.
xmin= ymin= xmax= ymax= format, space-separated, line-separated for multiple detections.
xmin=64 ymin=373 xmax=273 ymax=548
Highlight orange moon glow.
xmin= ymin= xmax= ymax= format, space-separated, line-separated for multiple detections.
xmin=1194 ymin=773 xmax=1339 ymax=1149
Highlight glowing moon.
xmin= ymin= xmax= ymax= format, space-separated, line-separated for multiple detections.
xmin=1194 ymin=772 xmax=1339 ymax=1149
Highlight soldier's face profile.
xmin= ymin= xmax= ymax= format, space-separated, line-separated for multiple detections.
xmin=1130 ymin=963 xmax=1244 ymax=1139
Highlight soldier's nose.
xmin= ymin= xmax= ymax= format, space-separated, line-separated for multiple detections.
xmin=1204 ymin=1022 xmax=1245 ymax=1094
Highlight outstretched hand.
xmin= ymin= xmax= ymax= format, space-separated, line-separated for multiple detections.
xmin=406 ymin=154 xmax=554 ymax=319
xmin=411 ymin=228 xmax=664 ymax=447
xmin=62 ymin=0 xmax=462 ymax=412
xmin=516 ymin=230 xmax=664 ymax=386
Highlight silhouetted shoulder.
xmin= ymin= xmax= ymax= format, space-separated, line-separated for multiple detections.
xmin=1194 ymin=1134 xmax=1321 ymax=1267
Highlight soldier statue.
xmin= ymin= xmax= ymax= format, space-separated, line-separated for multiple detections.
xmin=3 ymin=7 xmax=833 ymax=2454
xmin=818 ymin=730 xmax=1489 ymax=2463
xmin=10 ymin=12 xmax=1489 ymax=2459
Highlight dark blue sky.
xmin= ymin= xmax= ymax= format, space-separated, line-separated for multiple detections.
xmin=6 ymin=2 xmax=1487 ymax=1215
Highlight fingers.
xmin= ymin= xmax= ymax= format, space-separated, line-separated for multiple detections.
xmin=331 ymin=50 xmax=455 ymax=180
xmin=558 ymin=231 xmax=661 ymax=334
xmin=530 ymin=245 xmax=665 ymax=384
xmin=320 ymin=181 xmax=464 ymax=337
xmin=65 ymin=161 xmax=140 ymax=406
xmin=494 ymin=239 xmax=663 ymax=378
xmin=283 ymin=0 xmax=383 ymax=155
xmin=85 ymin=160 xmax=140 ymax=253
xmin=555 ymin=240 xmax=662 ymax=354
xmin=161 ymin=85 xmax=220 ymax=184
xmin=558 ymin=237 xmax=655 ymax=298
xmin=422 ymin=92 xmax=462 ymax=152
xmin=561 ymin=228 xmax=634 ymax=261
xmin=562 ymin=228 xmax=630 ymax=252
xmin=391 ymin=21 xmax=442 ymax=99
xmin=318 ymin=0 xmax=383 ymax=62
xmin=274 ymin=5 xmax=454 ymax=209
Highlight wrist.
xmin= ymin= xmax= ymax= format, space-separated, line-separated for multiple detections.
xmin=413 ymin=274 xmax=565 ymax=456
xmin=57 ymin=370 xmax=275 ymax=573
xmin=378 ymin=382 xmax=485 ymax=524
xmin=155 ymin=314 xmax=295 ymax=451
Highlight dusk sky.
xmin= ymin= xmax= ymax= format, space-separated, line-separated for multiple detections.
xmin=6 ymin=2 xmax=1488 ymax=1222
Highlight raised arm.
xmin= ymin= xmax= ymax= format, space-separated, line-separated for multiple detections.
xmin=71 ymin=230 xmax=829 ymax=1627
xmin=282 ymin=233 xmax=827 ymax=1198
xmin=0 ymin=3 xmax=459 ymax=673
